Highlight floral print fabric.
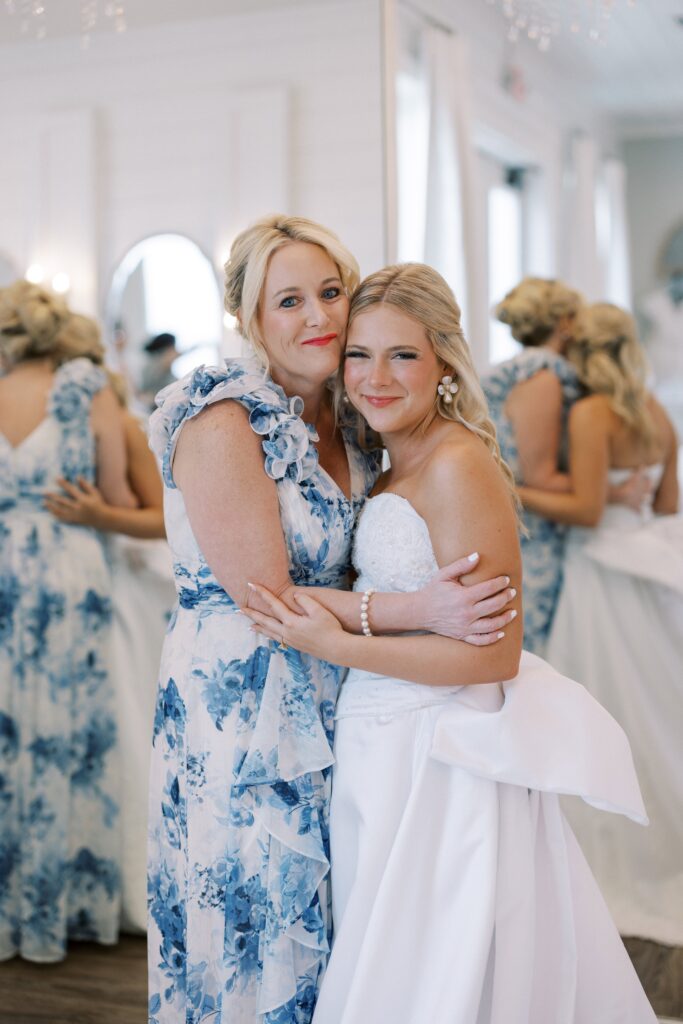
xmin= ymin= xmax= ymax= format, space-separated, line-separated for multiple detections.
xmin=482 ymin=348 xmax=581 ymax=655
xmin=0 ymin=358 xmax=120 ymax=962
xmin=147 ymin=358 xmax=381 ymax=1024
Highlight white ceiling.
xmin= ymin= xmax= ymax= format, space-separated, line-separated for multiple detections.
xmin=0 ymin=0 xmax=334 ymax=44
xmin=2 ymin=0 xmax=683 ymax=125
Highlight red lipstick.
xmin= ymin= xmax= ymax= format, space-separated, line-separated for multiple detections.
xmin=302 ymin=333 xmax=337 ymax=347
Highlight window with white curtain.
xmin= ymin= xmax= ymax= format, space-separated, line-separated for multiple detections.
xmin=479 ymin=154 xmax=526 ymax=365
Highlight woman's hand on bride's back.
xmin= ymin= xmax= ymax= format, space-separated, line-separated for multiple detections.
xmin=417 ymin=552 xmax=518 ymax=646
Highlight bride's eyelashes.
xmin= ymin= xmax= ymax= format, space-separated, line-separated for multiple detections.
xmin=345 ymin=349 xmax=419 ymax=360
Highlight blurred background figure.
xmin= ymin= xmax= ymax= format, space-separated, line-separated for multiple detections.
xmin=0 ymin=281 xmax=136 ymax=962
xmin=138 ymin=332 xmax=178 ymax=412
xmin=639 ymin=227 xmax=683 ymax=441
xmin=518 ymin=302 xmax=682 ymax=947
xmin=44 ymin=372 xmax=176 ymax=933
xmin=482 ymin=278 xmax=584 ymax=654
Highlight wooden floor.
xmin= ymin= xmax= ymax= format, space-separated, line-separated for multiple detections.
xmin=0 ymin=935 xmax=680 ymax=1023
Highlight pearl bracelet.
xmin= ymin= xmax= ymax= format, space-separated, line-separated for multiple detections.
xmin=360 ymin=587 xmax=376 ymax=637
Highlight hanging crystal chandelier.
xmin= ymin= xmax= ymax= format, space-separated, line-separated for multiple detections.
xmin=3 ymin=0 xmax=127 ymax=45
xmin=486 ymin=0 xmax=636 ymax=52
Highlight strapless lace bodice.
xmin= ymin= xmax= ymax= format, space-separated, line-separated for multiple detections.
xmin=337 ymin=493 xmax=463 ymax=719
xmin=353 ymin=492 xmax=439 ymax=593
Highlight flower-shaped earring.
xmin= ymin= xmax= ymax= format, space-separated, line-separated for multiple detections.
xmin=437 ymin=374 xmax=459 ymax=404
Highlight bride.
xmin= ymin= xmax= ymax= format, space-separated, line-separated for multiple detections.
xmin=245 ymin=265 xmax=656 ymax=1023
xmin=518 ymin=302 xmax=682 ymax=947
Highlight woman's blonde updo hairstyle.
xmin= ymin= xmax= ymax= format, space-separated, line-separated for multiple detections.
xmin=344 ymin=263 xmax=520 ymax=511
xmin=495 ymin=277 xmax=583 ymax=347
xmin=224 ymin=214 xmax=360 ymax=365
xmin=0 ymin=280 xmax=105 ymax=368
xmin=568 ymin=303 xmax=659 ymax=456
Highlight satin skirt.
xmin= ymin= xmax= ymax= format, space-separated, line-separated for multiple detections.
xmin=313 ymin=653 xmax=656 ymax=1024
xmin=548 ymin=515 xmax=683 ymax=945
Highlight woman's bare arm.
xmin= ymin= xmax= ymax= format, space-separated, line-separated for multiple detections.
xmin=246 ymin=435 xmax=524 ymax=686
xmin=174 ymin=401 xmax=515 ymax=640
xmin=91 ymin=386 xmax=137 ymax=508
xmin=44 ymin=410 xmax=166 ymax=538
xmin=518 ymin=398 xmax=611 ymax=527
xmin=506 ymin=371 xmax=570 ymax=492
xmin=652 ymin=403 xmax=679 ymax=515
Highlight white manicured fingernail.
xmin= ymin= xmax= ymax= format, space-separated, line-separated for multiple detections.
xmin=497 ymin=631 xmax=506 ymax=639
xmin=504 ymin=576 xmax=510 ymax=585
xmin=467 ymin=552 xmax=479 ymax=562
xmin=509 ymin=588 xmax=517 ymax=599
xmin=510 ymin=609 xmax=517 ymax=619
xmin=247 ymin=582 xmax=255 ymax=589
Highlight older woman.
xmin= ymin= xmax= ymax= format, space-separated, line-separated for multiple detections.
xmin=146 ymin=216 xmax=516 ymax=1024
xmin=0 ymin=283 xmax=135 ymax=962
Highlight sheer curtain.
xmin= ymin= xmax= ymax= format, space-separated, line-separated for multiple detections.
xmin=563 ymin=137 xmax=632 ymax=308
xmin=599 ymin=157 xmax=632 ymax=309
xmin=394 ymin=6 xmax=487 ymax=363
xmin=423 ymin=26 xmax=487 ymax=359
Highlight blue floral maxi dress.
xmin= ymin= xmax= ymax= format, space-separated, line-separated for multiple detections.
xmin=0 ymin=358 xmax=120 ymax=962
xmin=147 ymin=359 xmax=380 ymax=1024
xmin=482 ymin=349 xmax=581 ymax=656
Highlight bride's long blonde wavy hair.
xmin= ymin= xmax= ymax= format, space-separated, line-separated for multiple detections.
xmin=567 ymin=303 xmax=659 ymax=458
xmin=340 ymin=263 xmax=520 ymax=513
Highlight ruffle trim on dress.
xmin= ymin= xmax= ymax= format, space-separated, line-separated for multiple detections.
xmin=227 ymin=644 xmax=341 ymax=1015
xmin=48 ymin=358 xmax=107 ymax=425
xmin=149 ymin=358 xmax=320 ymax=488
xmin=498 ymin=348 xmax=580 ymax=392
xmin=429 ymin=650 xmax=649 ymax=825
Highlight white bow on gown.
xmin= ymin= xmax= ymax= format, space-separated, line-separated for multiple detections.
xmin=313 ymin=493 xmax=656 ymax=1024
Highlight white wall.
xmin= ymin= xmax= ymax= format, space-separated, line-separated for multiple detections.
xmin=621 ymin=135 xmax=683 ymax=305
xmin=0 ymin=1 xmax=385 ymax=326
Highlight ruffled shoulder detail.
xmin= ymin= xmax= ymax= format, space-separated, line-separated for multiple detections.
xmin=510 ymin=348 xmax=579 ymax=388
xmin=149 ymin=357 xmax=320 ymax=488
xmin=48 ymin=357 xmax=107 ymax=425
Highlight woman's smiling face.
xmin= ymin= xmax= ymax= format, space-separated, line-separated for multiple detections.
xmin=344 ymin=304 xmax=444 ymax=436
xmin=258 ymin=241 xmax=349 ymax=391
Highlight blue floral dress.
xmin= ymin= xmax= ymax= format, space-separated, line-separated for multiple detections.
xmin=482 ymin=349 xmax=581 ymax=655
xmin=147 ymin=359 xmax=381 ymax=1024
xmin=0 ymin=358 xmax=120 ymax=962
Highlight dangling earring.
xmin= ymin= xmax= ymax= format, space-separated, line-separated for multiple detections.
xmin=437 ymin=374 xmax=458 ymax=404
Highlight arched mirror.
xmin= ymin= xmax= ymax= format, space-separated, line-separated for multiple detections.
xmin=0 ymin=252 xmax=19 ymax=288
xmin=106 ymin=233 xmax=236 ymax=411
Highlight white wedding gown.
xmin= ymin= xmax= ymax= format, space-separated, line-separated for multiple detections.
xmin=109 ymin=535 xmax=176 ymax=932
xmin=548 ymin=465 xmax=683 ymax=946
xmin=313 ymin=493 xmax=656 ymax=1024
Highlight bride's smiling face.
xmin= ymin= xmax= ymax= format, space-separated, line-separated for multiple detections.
xmin=344 ymin=304 xmax=444 ymax=435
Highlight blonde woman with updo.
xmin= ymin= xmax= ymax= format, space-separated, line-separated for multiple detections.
xmin=519 ymin=303 xmax=682 ymax=948
xmin=0 ymin=282 xmax=136 ymax=962
xmin=245 ymin=265 xmax=655 ymax=1023
xmin=146 ymin=218 xmax=516 ymax=1024
xmin=482 ymin=277 xmax=585 ymax=656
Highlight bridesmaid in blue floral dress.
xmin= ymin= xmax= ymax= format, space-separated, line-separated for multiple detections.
xmin=483 ymin=278 xmax=584 ymax=655
xmin=0 ymin=283 xmax=136 ymax=961
xmin=147 ymin=217 xmax=516 ymax=1024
